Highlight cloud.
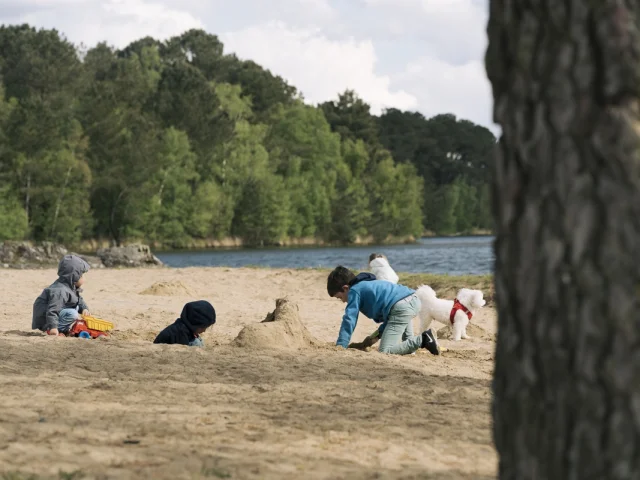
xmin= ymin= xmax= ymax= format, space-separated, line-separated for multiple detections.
xmin=0 ymin=0 xmax=496 ymax=129
xmin=10 ymin=0 xmax=203 ymax=48
xmin=359 ymin=0 xmax=496 ymax=129
xmin=392 ymin=55 xmax=495 ymax=131
xmin=221 ymin=21 xmax=418 ymax=114
xmin=362 ymin=0 xmax=488 ymax=65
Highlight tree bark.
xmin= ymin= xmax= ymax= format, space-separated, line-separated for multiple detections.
xmin=487 ymin=1 xmax=640 ymax=479
xmin=50 ymin=165 xmax=72 ymax=238
xmin=24 ymin=172 xmax=31 ymax=225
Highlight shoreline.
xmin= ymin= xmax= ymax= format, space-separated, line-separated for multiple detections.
xmin=69 ymin=231 xmax=494 ymax=253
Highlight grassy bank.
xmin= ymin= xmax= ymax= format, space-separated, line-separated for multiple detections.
xmin=398 ymin=273 xmax=494 ymax=299
xmin=278 ymin=267 xmax=494 ymax=301
xmin=69 ymin=234 xmax=418 ymax=252
xmin=68 ymin=231 xmax=494 ymax=252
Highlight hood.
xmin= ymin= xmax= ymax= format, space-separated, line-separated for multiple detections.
xmin=369 ymin=257 xmax=391 ymax=269
xmin=57 ymin=255 xmax=90 ymax=288
xmin=349 ymin=272 xmax=377 ymax=287
xmin=179 ymin=300 xmax=216 ymax=332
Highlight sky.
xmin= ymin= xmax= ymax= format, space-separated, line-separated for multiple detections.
xmin=0 ymin=0 xmax=496 ymax=132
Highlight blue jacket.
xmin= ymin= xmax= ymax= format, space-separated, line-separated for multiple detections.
xmin=335 ymin=273 xmax=414 ymax=347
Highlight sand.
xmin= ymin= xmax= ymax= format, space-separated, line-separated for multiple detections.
xmin=0 ymin=267 xmax=497 ymax=479
xmin=139 ymin=280 xmax=194 ymax=296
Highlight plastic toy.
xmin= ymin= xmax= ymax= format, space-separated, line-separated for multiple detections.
xmin=81 ymin=314 xmax=114 ymax=332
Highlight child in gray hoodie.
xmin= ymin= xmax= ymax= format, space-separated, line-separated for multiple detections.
xmin=32 ymin=254 xmax=91 ymax=336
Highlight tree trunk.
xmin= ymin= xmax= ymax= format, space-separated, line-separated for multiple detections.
xmin=50 ymin=165 xmax=73 ymax=238
xmin=487 ymin=1 xmax=640 ymax=479
xmin=24 ymin=172 xmax=31 ymax=225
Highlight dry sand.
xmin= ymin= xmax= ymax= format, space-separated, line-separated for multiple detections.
xmin=0 ymin=267 xmax=497 ymax=479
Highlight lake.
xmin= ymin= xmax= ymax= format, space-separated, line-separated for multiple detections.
xmin=155 ymin=236 xmax=495 ymax=275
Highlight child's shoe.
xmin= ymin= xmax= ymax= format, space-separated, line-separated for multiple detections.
xmin=421 ymin=329 xmax=440 ymax=355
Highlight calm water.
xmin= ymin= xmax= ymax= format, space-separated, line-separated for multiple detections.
xmin=156 ymin=236 xmax=495 ymax=275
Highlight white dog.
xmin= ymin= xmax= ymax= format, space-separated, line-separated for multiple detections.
xmin=415 ymin=285 xmax=486 ymax=341
xmin=368 ymin=253 xmax=399 ymax=284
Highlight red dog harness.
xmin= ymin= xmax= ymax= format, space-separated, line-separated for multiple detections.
xmin=449 ymin=299 xmax=472 ymax=324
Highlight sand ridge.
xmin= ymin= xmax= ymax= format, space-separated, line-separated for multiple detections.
xmin=0 ymin=267 xmax=497 ymax=479
xmin=139 ymin=280 xmax=194 ymax=296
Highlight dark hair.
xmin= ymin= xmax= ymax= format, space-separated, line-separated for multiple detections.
xmin=327 ymin=266 xmax=355 ymax=296
xmin=369 ymin=253 xmax=385 ymax=262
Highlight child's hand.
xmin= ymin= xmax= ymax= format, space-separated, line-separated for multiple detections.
xmin=47 ymin=328 xmax=59 ymax=336
xmin=362 ymin=333 xmax=380 ymax=348
xmin=347 ymin=341 xmax=369 ymax=351
xmin=82 ymin=309 xmax=90 ymax=316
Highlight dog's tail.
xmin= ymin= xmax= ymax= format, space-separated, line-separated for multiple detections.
xmin=415 ymin=284 xmax=437 ymax=298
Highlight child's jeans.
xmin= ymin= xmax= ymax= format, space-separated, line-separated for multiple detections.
xmin=378 ymin=294 xmax=423 ymax=355
xmin=58 ymin=308 xmax=80 ymax=333
xmin=189 ymin=337 xmax=204 ymax=347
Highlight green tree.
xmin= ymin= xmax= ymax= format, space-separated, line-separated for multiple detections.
xmin=220 ymin=56 xmax=298 ymax=116
xmin=0 ymin=26 xmax=91 ymax=239
xmin=320 ymin=90 xmax=380 ymax=147
xmin=184 ymin=181 xmax=233 ymax=240
xmin=26 ymin=121 xmax=93 ymax=243
xmin=474 ymin=184 xmax=492 ymax=230
xmin=426 ymin=183 xmax=460 ymax=234
xmin=211 ymin=82 xmax=268 ymax=197
xmin=367 ymin=152 xmax=424 ymax=241
xmin=0 ymin=84 xmax=17 ymax=201
xmin=0 ymin=25 xmax=496 ymax=246
xmin=454 ymin=179 xmax=478 ymax=233
xmin=155 ymin=61 xmax=229 ymax=178
xmin=129 ymin=128 xmax=199 ymax=245
xmin=161 ymin=29 xmax=224 ymax=80
xmin=327 ymin=139 xmax=371 ymax=243
xmin=232 ymin=174 xmax=290 ymax=246
xmin=80 ymin=43 xmax=165 ymax=243
xmin=265 ymin=102 xmax=341 ymax=237
xmin=0 ymin=191 xmax=28 ymax=240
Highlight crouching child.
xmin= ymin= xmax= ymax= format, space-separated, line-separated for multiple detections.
xmin=327 ymin=266 xmax=439 ymax=355
xmin=32 ymin=254 xmax=91 ymax=336
xmin=154 ymin=300 xmax=216 ymax=347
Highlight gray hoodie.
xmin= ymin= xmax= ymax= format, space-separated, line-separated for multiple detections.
xmin=32 ymin=255 xmax=90 ymax=331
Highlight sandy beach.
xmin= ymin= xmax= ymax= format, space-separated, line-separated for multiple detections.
xmin=0 ymin=267 xmax=497 ymax=479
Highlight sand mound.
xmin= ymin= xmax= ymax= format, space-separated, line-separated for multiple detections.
xmin=435 ymin=323 xmax=496 ymax=341
xmin=139 ymin=280 xmax=193 ymax=296
xmin=232 ymin=298 xmax=322 ymax=351
xmin=109 ymin=329 xmax=159 ymax=342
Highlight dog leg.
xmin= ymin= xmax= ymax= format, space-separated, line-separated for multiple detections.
xmin=461 ymin=326 xmax=472 ymax=340
xmin=452 ymin=322 xmax=462 ymax=341
xmin=420 ymin=316 xmax=433 ymax=334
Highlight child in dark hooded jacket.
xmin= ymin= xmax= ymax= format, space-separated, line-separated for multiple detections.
xmin=154 ymin=300 xmax=216 ymax=346
xmin=32 ymin=254 xmax=91 ymax=335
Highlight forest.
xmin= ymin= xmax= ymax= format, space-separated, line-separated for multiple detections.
xmin=0 ymin=25 xmax=497 ymax=247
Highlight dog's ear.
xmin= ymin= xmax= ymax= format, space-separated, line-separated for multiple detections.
xmin=456 ymin=288 xmax=472 ymax=303
xmin=474 ymin=291 xmax=486 ymax=307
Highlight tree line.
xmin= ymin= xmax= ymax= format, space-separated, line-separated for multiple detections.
xmin=0 ymin=25 xmax=497 ymax=247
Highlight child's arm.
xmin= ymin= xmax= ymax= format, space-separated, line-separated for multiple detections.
xmin=45 ymin=290 xmax=66 ymax=333
xmin=363 ymin=328 xmax=382 ymax=347
xmin=336 ymin=292 xmax=361 ymax=348
xmin=78 ymin=296 xmax=90 ymax=315
xmin=347 ymin=324 xmax=383 ymax=350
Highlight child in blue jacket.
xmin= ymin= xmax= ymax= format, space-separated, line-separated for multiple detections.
xmin=327 ymin=266 xmax=439 ymax=355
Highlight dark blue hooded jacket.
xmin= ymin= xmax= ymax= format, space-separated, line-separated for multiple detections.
xmin=154 ymin=300 xmax=216 ymax=346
